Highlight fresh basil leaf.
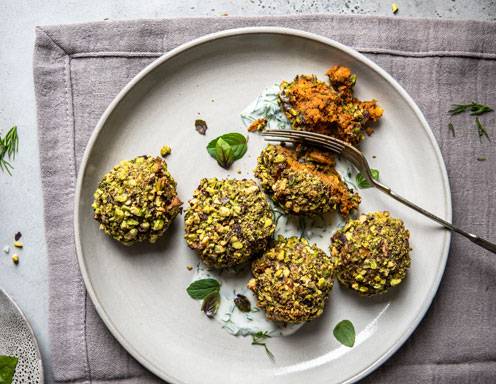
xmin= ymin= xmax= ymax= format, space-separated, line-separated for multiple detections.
xmin=215 ymin=137 xmax=234 ymax=168
xmin=201 ymin=291 xmax=221 ymax=318
xmin=333 ymin=320 xmax=355 ymax=347
xmin=355 ymin=168 xmax=380 ymax=189
xmin=186 ymin=278 xmax=221 ymax=299
xmin=218 ymin=133 xmax=248 ymax=160
xmin=0 ymin=355 xmax=18 ymax=384
xmin=207 ymin=133 xmax=248 ymax=168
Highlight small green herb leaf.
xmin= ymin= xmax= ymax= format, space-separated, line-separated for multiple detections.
xmin=333 ymin=320 xmax=356 ymax=348
xmin=215 ymin=137 xmax=234 ymax=168
xmin=234 ymin=294 xmax=251 ymax=312
xmin=207 ymin=133 xmax=248 ymax=169
xmin=449 ymin=102 xmax=493 ymax=116
xmin=0 ymin=355 xmax=18 ymax=384
xmin=475 ymin=117 xmax=491 ymax=143
xmin=186 ymin=278 xmax=221 ymax=300
xmin=251 ymin=331 xmax=274 ymax=361
xmin=201 ymin=291 xmax=221 ymax=318
xmin=356 ymin=168 xmax=379 ymax=189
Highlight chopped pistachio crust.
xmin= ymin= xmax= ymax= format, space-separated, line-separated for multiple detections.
xmin=248 ymin=236 xmax=335 ymax=323
xmin=184 ymin=178 xmax=275 ymax=269
xmin=92 ymin=156 xmax=182 ymax=245
xmin=254 ymin=144 xmax=360 ymax=216
xmin=331 ymin=211 xmax=411 ymax=295
xmin=279 ymin=65 xmax=383 ymax=146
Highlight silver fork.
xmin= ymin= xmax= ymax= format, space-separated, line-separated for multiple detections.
xmin=261 ymin=129 xmax=496 ymax=254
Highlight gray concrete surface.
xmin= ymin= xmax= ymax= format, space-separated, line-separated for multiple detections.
xmin=0 ymin=0 xmax=494 ymax=382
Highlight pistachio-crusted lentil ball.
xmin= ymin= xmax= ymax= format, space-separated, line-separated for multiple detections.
xmin=248 ymin=236 xmax=335 ymax=323
xmin=331 ymin=211 xmax=411 ymax=295
xmin=184 ymin=178 xmax=275 ymax=269
xmin=92 ymin=155 xmax=182 ymax=245
xmin=254 ymin=144 xmax=360 ymax=216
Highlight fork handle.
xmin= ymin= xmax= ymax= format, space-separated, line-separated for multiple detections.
xmin=373 ymin=181 xmax=496 ymax=254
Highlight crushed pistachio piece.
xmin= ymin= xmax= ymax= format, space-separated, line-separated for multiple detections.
xmin=160 ymin=145 xmax=172 ymax=157
xmin=12 ymin=254 xmax=19 ymax=264
xmin=249 ymin=236 xmax=335 ymax=323
xmin=391 ymin=3 xmax=399 ymax=14
xmin=184 ymin=178 xmax=275 ymax=268
xmin=186 ymin=265 xmax=193 ymax=271
xmin=14 ymin=241 xmax=23 ymax=248
xmin=2 ymin=245 xmax=10 ymax=254
xmin=331 ymin=211 xmax=411 ymax=296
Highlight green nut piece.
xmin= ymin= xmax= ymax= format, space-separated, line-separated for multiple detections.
xmin=248 ymin=236 xmax=335 ymax=323
xmin=184 ymin=178 xmax=275 ymax=269
xmin=92 ymin=155 xmax=182 ymax=246
xmin=331 ymin=211 xmax=411 ymax=296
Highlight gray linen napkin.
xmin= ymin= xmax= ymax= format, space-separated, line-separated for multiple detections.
xmin=34 ymin=15 xmax=496 ymax=384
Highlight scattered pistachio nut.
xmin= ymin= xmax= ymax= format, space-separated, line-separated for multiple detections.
xmin=391 ymin=3 xmax=399 ymax=14
xmin=186 ymin=265 xmax=193 ymax=271
xmin=92 ymin=155 xmax=182 ymax=245
xmin=160 ymin=145 xmax=172 ymax=157
xmin=248 ymin=236 xmax=335 ymax=323
xmin=2 ymin=245 xmax=10 ymax=254
xmin=14 ymin=241 xmax=23 ymax=248
xmin=184 ymin=178 xmax=275 ymax=268
xmin=12 ymin=254 xmax=19 ymax=265
xmin=331 ymin=211 xmax=411 ymax=295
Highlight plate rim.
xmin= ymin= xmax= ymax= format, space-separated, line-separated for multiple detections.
xmin=74 ymin=26 xmax=452 ymax=384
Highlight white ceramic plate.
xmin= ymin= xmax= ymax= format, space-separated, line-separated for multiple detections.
xmin=0 ymin=289 xmax=44 ymax=383
xmin=75 ymin=28 xmax=451 ymax=384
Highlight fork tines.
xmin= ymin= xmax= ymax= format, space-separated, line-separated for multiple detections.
xmin=260 ymin=129 xmax=345 ymax=155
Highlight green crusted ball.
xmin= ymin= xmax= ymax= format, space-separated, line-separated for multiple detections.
xmin=331 ymin=211 xmax=411 ymax=295
xmin=92 ymin=155 xmax=182 ymax=245
xmin=248 ymin=236 xmax=335 ymax=323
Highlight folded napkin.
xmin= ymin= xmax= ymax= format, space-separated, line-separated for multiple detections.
xmin=34 ymin=15 xmax=496 ymax=383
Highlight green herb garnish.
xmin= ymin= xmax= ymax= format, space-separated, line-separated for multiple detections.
xmin=448 ymin=122 xmax=455 ymax=137
xmin=186 ymin=278 xmax=221 ymax=299
xmin=251 ymin=331 xmax=274 ymax=361
xmin=207 ymin=133 xmax=248 ymax=169
xmin=187 ymin=278 xmax=222 ymax=319
xmin=475 ymin=117 xmax=491 ymax=143
xmin=201 ymin=291 xmax=221 ymax=318
xmin=234 ymin=294 xmax=251 ymax=312
xmin=0 ymin=126 xmax=19 ymax=176
xmin=333 ymin=320 xmax=356 ymax=348
xmin=449 ymin=102 xmax=493 ymax=116
xmin=0 ymin=355 xmax=18 ymax=384
xmin=355 ymin=168 xmax=379 ymax=189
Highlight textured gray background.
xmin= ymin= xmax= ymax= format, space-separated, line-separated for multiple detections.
xmin=1 ymin=1 xmax=495 ymax=383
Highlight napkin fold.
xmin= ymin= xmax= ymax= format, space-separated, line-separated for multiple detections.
xmin=34 ymin=15 xmax=496 ymax=383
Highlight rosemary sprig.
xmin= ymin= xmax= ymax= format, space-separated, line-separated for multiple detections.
xmin=448 ymin=102 xmax=493 ymax=116
xmin=0 ymin=126 xmax=19 ymax=175
xmin=475 ymin=117 xmax=491 ymax=143
xmin=251 ymin=331 xmax=274 ymax=361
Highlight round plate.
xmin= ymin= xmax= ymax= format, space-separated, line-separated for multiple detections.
xmin=0 ymin=289 xmax=44 ymax=383
xmin=75 ymin=28 xmax=451 ymax=384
